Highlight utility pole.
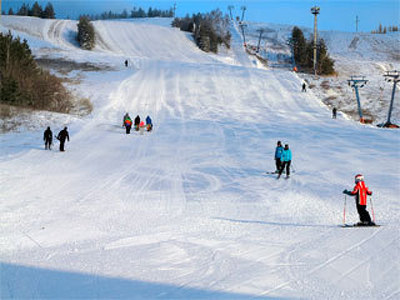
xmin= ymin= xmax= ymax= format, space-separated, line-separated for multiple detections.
xmin=348 ymin=76 xmax=368 ymax=123
xmin=383 ymin=70 xmax=400 ymax=127
xmin=311 ymin=6 xmax=320 ymax=76
xmin=356 ymin=15 xmax=359 ymax=32
xmin=256 ymin=29 xmax=264 ymax=53
xmin=240 ymin=6 xmax=246 ymax=22
xmin=228 ymin=5 xmax=234 ymax=20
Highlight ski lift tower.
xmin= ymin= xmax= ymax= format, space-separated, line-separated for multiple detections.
xmin=239 ymin=23 xmax=248 ymax=47
xmin=348 ymin=76 xmax=368 ymax=123
xmin=228 ymin=5 xmax=234 ymax=20
xmin=240 ymin=6 xmax=247 ymax=22
xmin=256 ymin=29 xmax=264 ymax=53
xmin=382 ymin=70 xmax=400 ymax=128
xmin=311 ymin=6 xmax=320 ymax=76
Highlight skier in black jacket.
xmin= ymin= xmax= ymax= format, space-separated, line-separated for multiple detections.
xmin=134 ymin=115 xmax=141 ymax=131
xmin=57 ymin=127 xmax=70 ymax=152
xmin=43 ymin=127 xmax=53 ymax=150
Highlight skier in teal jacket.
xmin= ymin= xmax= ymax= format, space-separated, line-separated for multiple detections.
xmin=278 ymin=144 xmax=292 ymax=179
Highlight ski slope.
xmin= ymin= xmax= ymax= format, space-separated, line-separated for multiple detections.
xmin=242 ymin=21 xmax=400 ymax=124
xmin=1 ymin=16 xmax=399 ymax=299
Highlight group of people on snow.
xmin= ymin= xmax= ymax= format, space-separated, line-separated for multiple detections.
xmin=273 ymin=140 xmax=374 ymax=226
xmin=43 ymin=126 xmax=69 ymax=151
xmin=123 ymin=113 xmax=153 ymax=134
xmin=274 ymin=141 xmax=292 ymax=179
xmin=42 ymin=114 xmax=375 ymax=227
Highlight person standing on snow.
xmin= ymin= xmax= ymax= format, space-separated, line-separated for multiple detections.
xmin=43 ymin=126 xmax=53 ymax=150
xmin=274 ymin=141 xmax=284 ymax=173
xmin=57 ymin=127 xmax=69 ymax=152
xmin=123 ymin=113 xmax=132 ymax=134
xmin=343 ymin=174 xmax=375 ymax=226
xmin=277 ymin=144 xmax=292 ymax=179
xmin=146 ymin=115 xmax=153 ymax=131
xmin=134 ymin=115 xmax=141 ymax=131
xmin=332 ymin=107 xmax=337 ymax=119
xmin=302 ymin=83 xmax=307 ymax=92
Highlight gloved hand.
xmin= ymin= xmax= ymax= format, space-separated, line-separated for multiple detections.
xmin=342 ymin=189 xmax=349 ymax=194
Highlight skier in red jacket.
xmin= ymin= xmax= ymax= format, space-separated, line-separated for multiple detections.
xmin=343 ymin=174 xmax=375 ymax=226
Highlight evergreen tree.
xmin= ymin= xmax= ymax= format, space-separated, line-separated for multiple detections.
xmin=8 ymin=8 xmax=14 ymax=15
xmin=17 ymin=3 xmax=29 ymax=16
xmin=77 ymin=16 xmax=95 ymax=50
xmin=0 ymin=31 xmax=71 ymax=111
xmin=121 ymin=9 xmax=128 ymax=19
xmin=317 ymin=39 xmax=335 ymax=75
xmin=43 ymin=2 xmax=56 ymax=19
xmin=290 ymin=26 xmax=307 ymax=66
xmin=173 ymin=10 xmax=230 ymax=53
xmin=30 ymin=2 xmax=43 ymax=18
xmin=0 ymin=77 xmax=19 ymax=104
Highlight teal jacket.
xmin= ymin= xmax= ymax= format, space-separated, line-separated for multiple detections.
xmin=281 ymin=149 xmax=292 ymax=162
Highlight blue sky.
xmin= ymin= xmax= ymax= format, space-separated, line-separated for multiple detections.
xmin=2 ymin=0 xmax=399 ymax=32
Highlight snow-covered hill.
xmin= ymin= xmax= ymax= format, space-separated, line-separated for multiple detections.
xmin=242 ymin=21 xmax=400 ymax=124
xmin=1 ymin=16 xmax=399 ymax=299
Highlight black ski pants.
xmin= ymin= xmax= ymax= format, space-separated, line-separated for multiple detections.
xmin=279 ymin=160 xmax=291 ymax=176
xmin=45 ymin=139 xmax=52 ymax=150
xmin=59 ymin=139 xmax=66 ymax=151
xmin=125 ymin=125 xmax=131 ymax=134
xmin=356 ymin=203 xmax=372 ymax=223
xmin=275 ymin=158 xmax=281 ymax=172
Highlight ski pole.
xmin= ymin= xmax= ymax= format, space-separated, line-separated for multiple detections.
xmin=370 ymin=196 xmax=376 ymax=223
xmin=290 ymin=163 xmax=296 ymax=173
xmin=343 ymin=195 xmax=347 ymax=225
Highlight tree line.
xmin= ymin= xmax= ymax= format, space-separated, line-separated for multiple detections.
xmin=85 ymin=6 xmax=174 ymax=21
xmin=289 ymin=26 xmax=335 ymax=75
xmin=0 ymin=31 xmax=72 ymax=112
xmin=172 ymin=9 xmax=231 ymax=54
xmin=3 ymin=1 xmax=55 ymax=19
xmin=371 ymin=24 xmax=399 ymax=34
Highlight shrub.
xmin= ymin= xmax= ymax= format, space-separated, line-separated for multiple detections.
xmin=0 ymin=31 xmax=72 ymax=112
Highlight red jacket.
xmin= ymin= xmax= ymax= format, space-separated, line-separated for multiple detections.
xmin=350 ymin=181 xmax=372 ymax=205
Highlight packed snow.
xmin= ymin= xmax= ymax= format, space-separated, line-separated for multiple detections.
xmin=241 ymin=21 xmax=400 ymax=123
xmin=1 ymin=16 xmax=399 ymax=299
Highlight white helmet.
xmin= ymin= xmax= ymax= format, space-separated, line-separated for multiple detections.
xmin=355 ymin=174 xmax=364 ymax=182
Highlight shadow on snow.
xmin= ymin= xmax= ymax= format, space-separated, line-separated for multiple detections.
xmin=1 ymin=262 xmax=286 ymax=299
xmin=214 ymin=217 xmax=334 ymax=228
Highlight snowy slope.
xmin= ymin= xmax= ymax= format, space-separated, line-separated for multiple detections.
xmin=1 ymin=16 xmax=400 ymax=299
xmin=242 ymin=21 xmax=400 ymax=124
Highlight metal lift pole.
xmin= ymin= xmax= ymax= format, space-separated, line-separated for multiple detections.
xmin=348 ymin=76 xmax=368 ymax=123
xmin=354 ymin=85 xmax=364 ymax=121
xmin=384 ymin=71 xmax=400 ymax=126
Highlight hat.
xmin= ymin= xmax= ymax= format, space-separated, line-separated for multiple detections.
xmin=355 ymin=174 xmax=364 ymax=182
